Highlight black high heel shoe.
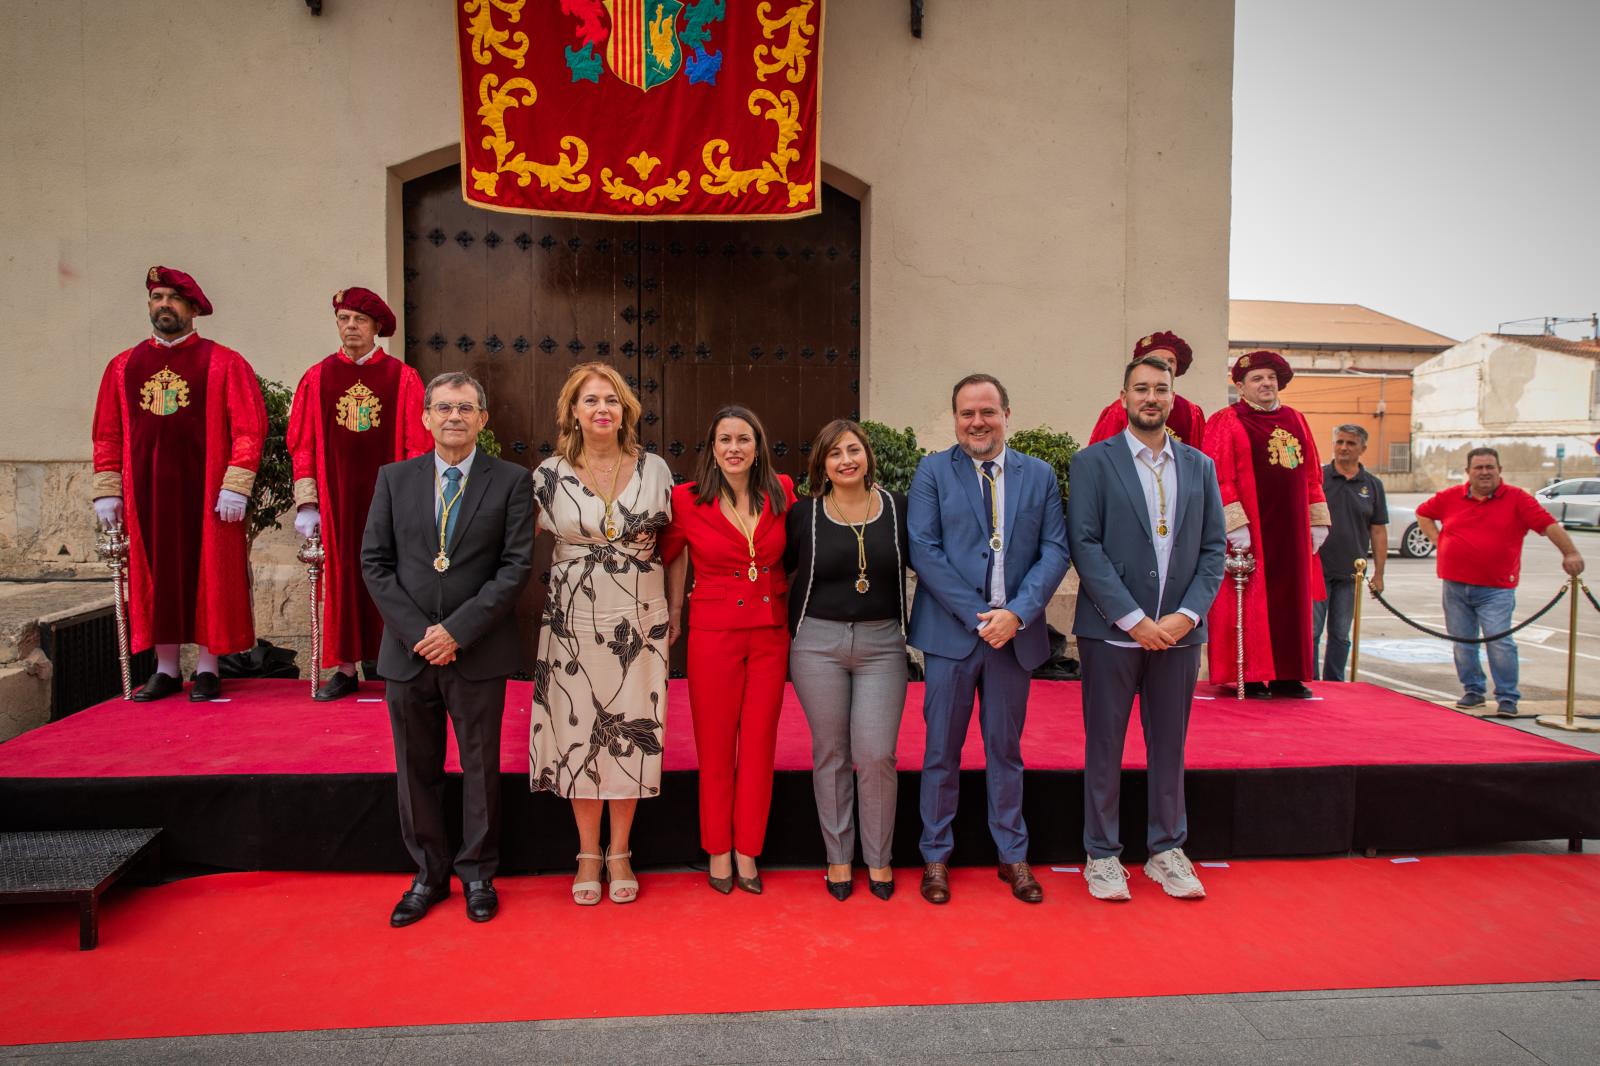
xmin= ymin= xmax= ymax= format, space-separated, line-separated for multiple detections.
xmin=826 ymin=874 xmax=853 ymax=901
xmin=868 ymin=876 xmax=894 ymax=901
xmin=707 ymin=871 xmax=734 ymax=895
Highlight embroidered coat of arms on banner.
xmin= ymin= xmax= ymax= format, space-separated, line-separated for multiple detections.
xmin=455 ymin=0 xmax=823 ymax=219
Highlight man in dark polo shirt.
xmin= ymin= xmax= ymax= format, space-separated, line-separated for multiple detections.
xmin=1416 ymin=447 xmax=1586 ymax=716
xmin=1313 ymin=425 xmax=1388 ymax=680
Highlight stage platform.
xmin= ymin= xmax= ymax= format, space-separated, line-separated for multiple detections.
xmin=1 ymin=680 xmax=1596 ymax=871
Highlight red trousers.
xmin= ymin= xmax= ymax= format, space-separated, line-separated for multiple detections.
xmin=686 ymin=624 xmax=789 ymax=856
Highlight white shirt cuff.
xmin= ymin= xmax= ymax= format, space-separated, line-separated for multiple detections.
xmin=1177 ymin=608 xmax=1199 ymax=625
xmin=1114 ymin=607 xmax=1146 ymax=632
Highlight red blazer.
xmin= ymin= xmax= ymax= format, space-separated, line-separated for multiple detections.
xmin=662 ymin=476 xmax=797 ymax=630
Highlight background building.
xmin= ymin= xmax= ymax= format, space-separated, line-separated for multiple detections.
xmin=1411 ymin=333 xmax=1600 ymax=490
xmin=1228 ymin=300 xmax=1455 ymax=487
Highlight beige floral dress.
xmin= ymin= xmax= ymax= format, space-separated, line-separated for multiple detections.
xmin=529 ymin=452 xmax=673 ymax=799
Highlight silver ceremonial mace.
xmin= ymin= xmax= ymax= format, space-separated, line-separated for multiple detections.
xmin=95 ymin=521 xmax=133 ymax=700
xmin=1224 ymin=544 xmax=1256 ymax=701
xmin=298 ymin=530 xmax=326 ymax=698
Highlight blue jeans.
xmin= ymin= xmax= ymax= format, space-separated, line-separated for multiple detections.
xmin=1311 ymin=578 xmax=1356 ymax=681
xmin=1441 ymin=580 xmax=1520 ymax=705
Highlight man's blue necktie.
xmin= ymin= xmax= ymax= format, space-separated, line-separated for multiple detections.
xmin=981 ymin=460 xmax=996 ymax=601
xmin=439 ymin=466 xmax=464 ymax=550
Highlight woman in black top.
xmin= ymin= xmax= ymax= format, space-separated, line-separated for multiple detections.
xmin=784 ymin=419 xmax=911 ymax=900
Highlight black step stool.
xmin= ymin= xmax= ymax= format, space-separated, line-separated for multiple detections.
xmin=0 ymin=828 xmax=162 ymax=949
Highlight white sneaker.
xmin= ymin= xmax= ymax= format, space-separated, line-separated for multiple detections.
xmin=1083 ymin=856 xmax=1131 ymax=901
xmin=1144 ymin=847 xmax=1206 ymax=899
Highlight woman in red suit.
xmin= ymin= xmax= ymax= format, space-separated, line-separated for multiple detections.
xmin=663 ymin=405 xmax=796 ymax=894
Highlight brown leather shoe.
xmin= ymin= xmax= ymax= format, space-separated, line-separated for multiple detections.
xmin=998 ymin=861 xmax=1044 ymax=903
xmin=920 ymin=862 xmax=951 ymax=904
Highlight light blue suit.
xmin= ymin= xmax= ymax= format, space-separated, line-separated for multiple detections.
xmin=908 ymin=444 xmax=1071 ymax=864
xmin=1066 ymin=432 xmax=1226 ymax=859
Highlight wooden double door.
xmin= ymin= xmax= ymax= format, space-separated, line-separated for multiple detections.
xmin=402 ymin=165 xmax=862 ymax=663
xmin=404 ymin=165 xmax=861 ymax=483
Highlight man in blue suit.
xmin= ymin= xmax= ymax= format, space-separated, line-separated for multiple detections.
xmin=908 ymin=373 xmax=1072 ymax=904
xmin=1066 ymin=355 xmax=1226 ymax=902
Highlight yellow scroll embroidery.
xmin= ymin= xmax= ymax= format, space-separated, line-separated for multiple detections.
xmin=139 ymin=367 xmax=190 ymax=417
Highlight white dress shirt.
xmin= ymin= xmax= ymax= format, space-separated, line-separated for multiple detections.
xmin=1108 ymin=429 xmax=1198 ymax=647
xmin=970 ymin=447 xmax=1007 ymax=608
xmin=150 ymin=331 xmax=197 ymax=348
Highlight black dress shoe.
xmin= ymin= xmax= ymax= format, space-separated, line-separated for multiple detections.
xmin=464 ymin=879 xmax=498 ymax=922
xmin=826 ymin=875 xmax=853 ymax=901
xmin=707 ymin=871 xmax=734 ymax=895
xmin=1242 ymin=681 xmax=1272 ymax=699
xmin=313 ymin=671 xmax=360 ymax=702
xmin=132 ymin=671 xmax=182 ymax=702
xmin=360 ymin=660 xmax=381 ymax=682
xmin=188 ymin=672 xmax=221 ymax=702
xmin=390 ymin=880 xmax=449 ymax=927
xmin=868 ymin=877 xmax=895 ymax=901
xmin=1269 ymin=680 xmax=1315 ymax=699
xmin=735 ymin=872 xmax=764 ymax=895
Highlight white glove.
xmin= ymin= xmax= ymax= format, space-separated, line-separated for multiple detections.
xmin=93 ymin=496 xmax=124 ymax=527
xmin=1226 ymin=525 xmax=1251 ymax=552
xmin=216 ymin=489 xmax=248 ymax=523
xmin=294 ymin=506 xmax=321 ymax=539
xmin=1311 ymin=525 xmax=1330 ymax=554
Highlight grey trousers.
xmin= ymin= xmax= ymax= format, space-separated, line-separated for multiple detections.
xmin=789 ymin=618 xmax=908 ymax=868
xmin=1079 ymin=639 xmax=1201 ymax=860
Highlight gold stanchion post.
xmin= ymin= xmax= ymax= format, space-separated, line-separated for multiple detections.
xmin=1538 ymin=574 xmax=1600 ymax=733
xmin=1349 ymin=558 xmax=1367 ymax=683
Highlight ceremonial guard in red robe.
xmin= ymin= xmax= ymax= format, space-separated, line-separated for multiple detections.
xmin=91 ymin=266 xmax=267 ymax=701
xmin=1088 ymin=331 xmax=1207 ymax=449
xmin=287 ymin=287 xmax=429 ymax=700
xmin=1202 ymin=350 xmax=1330 ymax=698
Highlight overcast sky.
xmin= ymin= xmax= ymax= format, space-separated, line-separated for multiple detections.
xmin=1231 ymin=0 xmax=1599 ymax=342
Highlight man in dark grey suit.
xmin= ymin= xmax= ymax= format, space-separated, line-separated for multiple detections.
xmin=362 ymin=371 xmax=533 ymax=926
xmin=1066 ymin=355 xmax=1226 ymax=902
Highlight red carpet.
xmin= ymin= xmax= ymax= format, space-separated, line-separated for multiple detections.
xmin=1 ymin=854 xmax=1597 ymax=1046
xmin=0 ymin=680 xmax=1591 ymax=779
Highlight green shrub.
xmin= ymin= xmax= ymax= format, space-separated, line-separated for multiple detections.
xmin=1007 ymin=425 xmax=1078 ymax=512
xmin=476 ymin=426 xmax=503 ymax=458
xmin=247 ymin=375 xmax=294 ymax=550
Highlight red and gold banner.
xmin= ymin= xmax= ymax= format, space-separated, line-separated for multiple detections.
xmin=455 ymin=0 xmax=823 ymax=219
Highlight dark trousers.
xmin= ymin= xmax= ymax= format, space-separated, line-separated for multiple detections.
xmin=919 ymin=640 xmax=1032 ymax=864
xmin=1311 ymin=577 xmax=1356 ymax=681
xmin=1079 ymin=639 xmax=1202 ymax=860
xmin=386 ymin=665 xmax=508 ymax=886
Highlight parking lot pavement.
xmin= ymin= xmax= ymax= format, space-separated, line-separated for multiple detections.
xmin=1340 ymin=494 xmax=1600 ymax=753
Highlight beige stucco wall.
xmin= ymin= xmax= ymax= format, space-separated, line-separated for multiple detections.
xmin=2 ymin=0 xmax=1232 ymax=455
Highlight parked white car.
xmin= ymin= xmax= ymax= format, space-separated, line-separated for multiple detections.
xmin=1385 ymin=502 xmax=1436 ymax=558
xmin=1535 ymin=478 xmax=1600 ymax=528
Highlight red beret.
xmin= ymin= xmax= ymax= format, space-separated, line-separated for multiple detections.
xmin=1231 ymin=349 xmax=1294 ymax=387
xmin=145 ymin=265 xmax=213 ymax=316
xmin=332 ymin=287 xmax=396 ymax=337
xmin=1133 ymin=330 xmax=1193 ymax=376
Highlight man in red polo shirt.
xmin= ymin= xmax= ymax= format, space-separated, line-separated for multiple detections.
xmin=1416 ymin=447 xmax=1585 ymax=716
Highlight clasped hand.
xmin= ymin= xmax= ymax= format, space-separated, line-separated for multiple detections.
xmin=976 ymin=608 xmax=1020 ymax=648
xmin=413 ymin=623 xmax=458 ymax=665
xmin=1128 ymin=613 xmax=1194 ymax=651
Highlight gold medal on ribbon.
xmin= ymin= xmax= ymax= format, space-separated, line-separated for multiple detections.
xmin=433 ymin=551 xmax=451 ymax=573
xmin=989 ymin=533 xmax=1003 ymax=552
xmin=747 ymin=563 xmax=759 ymax=582
xmin=855 ymin=576 xmax=871 ymax=595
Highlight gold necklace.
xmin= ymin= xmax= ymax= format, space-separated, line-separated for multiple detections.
xmin=1136 ymin=453 xmax=1170 ymax=537
xmin=826 ymin=490 xmax=874 ymax=594
xmin=977 ymin=463 xmax=1002 ymax=551
xmin=433 ymin=467 xmax=469 ymax=572
xmin=583 ymin=454 xmax=625 ymax=539
xmin=723 ymin=495 xmax=761 ymax=582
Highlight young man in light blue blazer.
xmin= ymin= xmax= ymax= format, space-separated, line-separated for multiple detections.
xmin=907 ymin=374 xmax=1071 ymax=904
xmin=1066 ymin=355 xmax=1226 ymax=902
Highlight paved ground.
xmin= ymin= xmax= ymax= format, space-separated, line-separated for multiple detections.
xmin=4 ymin=983 xmax=1596 ymax=1064
xmin=1341 ymin=500 xmax=1600 ymax=753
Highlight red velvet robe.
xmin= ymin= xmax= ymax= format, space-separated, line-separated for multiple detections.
xmin=91 ymin=335 xmax=266 ymax=654
xmin=287 ymin=349 xmax=429 ymax=666
xmin=1088 ymin=393 xmax=1207 ymax=449
xmin=1201 ymin=401 xmax=1329 ymax=685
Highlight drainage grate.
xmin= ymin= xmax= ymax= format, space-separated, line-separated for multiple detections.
xmin=38 ymin=606 xmax=155 ymax=720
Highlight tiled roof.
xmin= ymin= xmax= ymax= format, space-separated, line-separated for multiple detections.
xmin=1229 ymin=300 xmax=1456 ymax=349
xmin=1489 ymin=333 xmax=1600 ymax=358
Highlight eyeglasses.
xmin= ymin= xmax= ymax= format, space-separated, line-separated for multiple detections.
xmin=429 ymin=402 xmax=481 ymax=417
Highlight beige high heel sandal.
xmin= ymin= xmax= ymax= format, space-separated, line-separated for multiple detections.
xmin=606 ymin=848 xmax=639 ymax=904
xmin=572 ymin=852 xmax=603 ymax=906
